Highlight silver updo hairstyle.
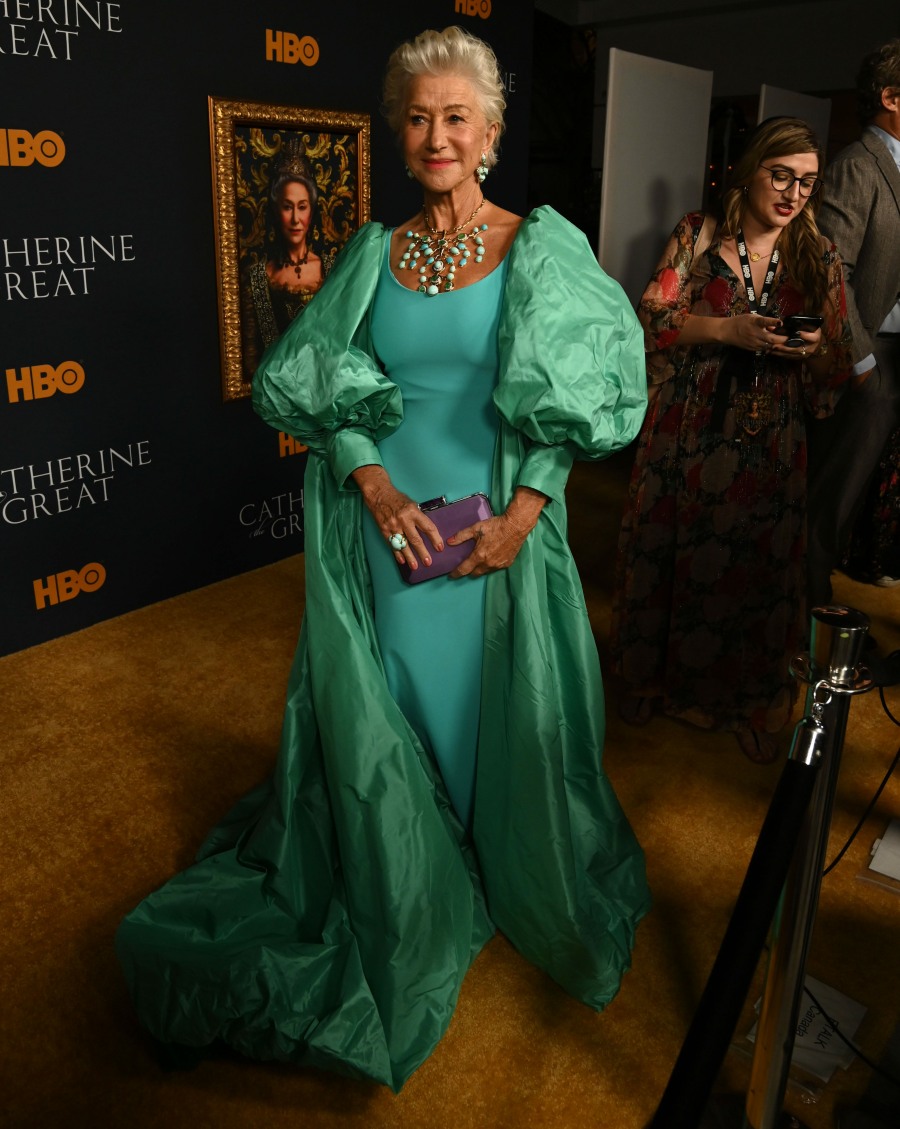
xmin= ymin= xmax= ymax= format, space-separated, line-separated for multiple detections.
xmin=382 ymin=25 xmax=506 ymax=169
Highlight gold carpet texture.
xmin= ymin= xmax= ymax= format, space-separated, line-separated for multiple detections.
xmin=2 ymin=455 xmax=898 ymax=1129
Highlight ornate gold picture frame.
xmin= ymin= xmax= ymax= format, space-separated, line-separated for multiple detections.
xmin=209 ymin=97 xmax=371 ymax=401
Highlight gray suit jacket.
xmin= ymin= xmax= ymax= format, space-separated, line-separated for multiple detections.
xmin=818 ymin=129 xmax=900 ymax=362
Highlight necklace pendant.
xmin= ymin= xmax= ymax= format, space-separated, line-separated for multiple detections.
xmin=398 ymin=206 xmax=489 ymax=295
xmin=749 ymin=251 xmax=761 ymax=262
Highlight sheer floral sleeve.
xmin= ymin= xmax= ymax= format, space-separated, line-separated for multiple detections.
xmin=805 ymin=241 xmax=853 ymax=417
xmin=819 ymin=243 xmax=853 ymax=373
xmin=637 ymin=213 xmax=710 ymax=389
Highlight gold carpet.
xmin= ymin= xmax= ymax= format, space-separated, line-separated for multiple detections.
xmin=2 ymin=454 xmax=898 ymax=1129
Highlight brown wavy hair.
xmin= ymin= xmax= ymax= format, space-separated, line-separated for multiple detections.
xmin=720 ymin=117 xmax=827 ymax=314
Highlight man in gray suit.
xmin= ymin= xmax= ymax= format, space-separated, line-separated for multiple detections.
xmin=807 ymin=38 xmax=900 ymax=605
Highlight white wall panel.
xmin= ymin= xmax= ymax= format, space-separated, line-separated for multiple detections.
xmin=599 ymin=48 xmax=712 ymax=306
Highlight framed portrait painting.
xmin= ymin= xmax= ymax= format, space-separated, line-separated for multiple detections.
xmin=209 ymin=96 xmax=371 ymax=400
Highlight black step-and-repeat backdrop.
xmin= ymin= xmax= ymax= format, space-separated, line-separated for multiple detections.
xmin=2 ymin=0 xmax=532 ymax=657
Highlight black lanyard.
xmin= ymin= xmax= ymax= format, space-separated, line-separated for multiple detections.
xmin=736 ymin=229 xmax=779 ymax=314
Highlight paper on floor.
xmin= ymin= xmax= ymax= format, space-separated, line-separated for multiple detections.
xmin=747 ymin=975 xmax=867 ymax=1083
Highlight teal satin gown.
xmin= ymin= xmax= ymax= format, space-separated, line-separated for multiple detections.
xmin=116 ymin=209 xmax=652 ymax=1092
xmin=362 ymin=248 xmax=508 ymax=827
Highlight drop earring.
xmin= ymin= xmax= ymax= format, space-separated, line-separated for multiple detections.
xmin=405 ymin=164 xmax=415 ymax=180
xmin=476 ymin=152 xmax=489 ymax=184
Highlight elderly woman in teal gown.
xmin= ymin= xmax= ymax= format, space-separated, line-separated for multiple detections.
xmin=117 ymin=25 xmax=651 ymax=1091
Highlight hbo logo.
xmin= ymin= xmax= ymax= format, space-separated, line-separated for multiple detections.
xmin=34 ymin=563 xmax=107 ymax=611
xmin=6 ymin=362 xmax=86 ymax=403
xmin=454 ymin=0 xmax=491 ymax=17
xmin=0 ymin=128 xmax=66 ymax=167
xmin=265 ymin=29 xmax=319 ymax=65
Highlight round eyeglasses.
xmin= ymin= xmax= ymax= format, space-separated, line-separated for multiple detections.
xmin=759 ymin=164 xmax=822 ymax=197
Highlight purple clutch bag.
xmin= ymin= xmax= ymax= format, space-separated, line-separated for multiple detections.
xmin=398 ymin=492 xmax=493 ymax=585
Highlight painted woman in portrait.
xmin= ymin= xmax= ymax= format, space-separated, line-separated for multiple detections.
xmin=241 ymin=137 xmax=336 ymax=380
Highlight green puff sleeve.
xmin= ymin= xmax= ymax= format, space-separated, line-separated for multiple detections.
xmin=495 ymin=206 xmax=647 ymax=504
xmin=252 ymin=223 xmax=400 ymax=488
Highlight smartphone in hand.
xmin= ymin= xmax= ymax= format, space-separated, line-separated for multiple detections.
xmin=781 ymin=314 xmax=824 ymax=348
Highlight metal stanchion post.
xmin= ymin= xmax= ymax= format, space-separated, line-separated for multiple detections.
xmin=744 ymin=606 xmax=872 ymax=1128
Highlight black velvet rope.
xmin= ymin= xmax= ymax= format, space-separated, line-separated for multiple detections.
xmin=647 ymin=756 xmax=819 ymax=1129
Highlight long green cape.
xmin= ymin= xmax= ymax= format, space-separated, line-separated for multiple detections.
xmin=117 ymin=207 xmax=651 ymax=1090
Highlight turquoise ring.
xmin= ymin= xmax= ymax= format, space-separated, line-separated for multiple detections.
xmin=389 ymin=532 xmax=408 ymax=551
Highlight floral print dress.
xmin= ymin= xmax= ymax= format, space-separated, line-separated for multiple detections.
xmin=610 ymin=212 xmax=852 ymax=734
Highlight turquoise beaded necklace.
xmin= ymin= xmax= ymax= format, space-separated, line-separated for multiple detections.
xmin=398 ymin=197 xmax=488 ymax=295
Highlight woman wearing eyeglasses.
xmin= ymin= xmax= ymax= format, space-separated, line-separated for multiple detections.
xmin=610 ymin=116 xmax=852 ymax=763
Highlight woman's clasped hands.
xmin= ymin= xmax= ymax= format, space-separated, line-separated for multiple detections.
xmin=354 ymin=465 xmax=543 ymax=577
xmin=726 ymin=313 xmax=822 ymax=358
